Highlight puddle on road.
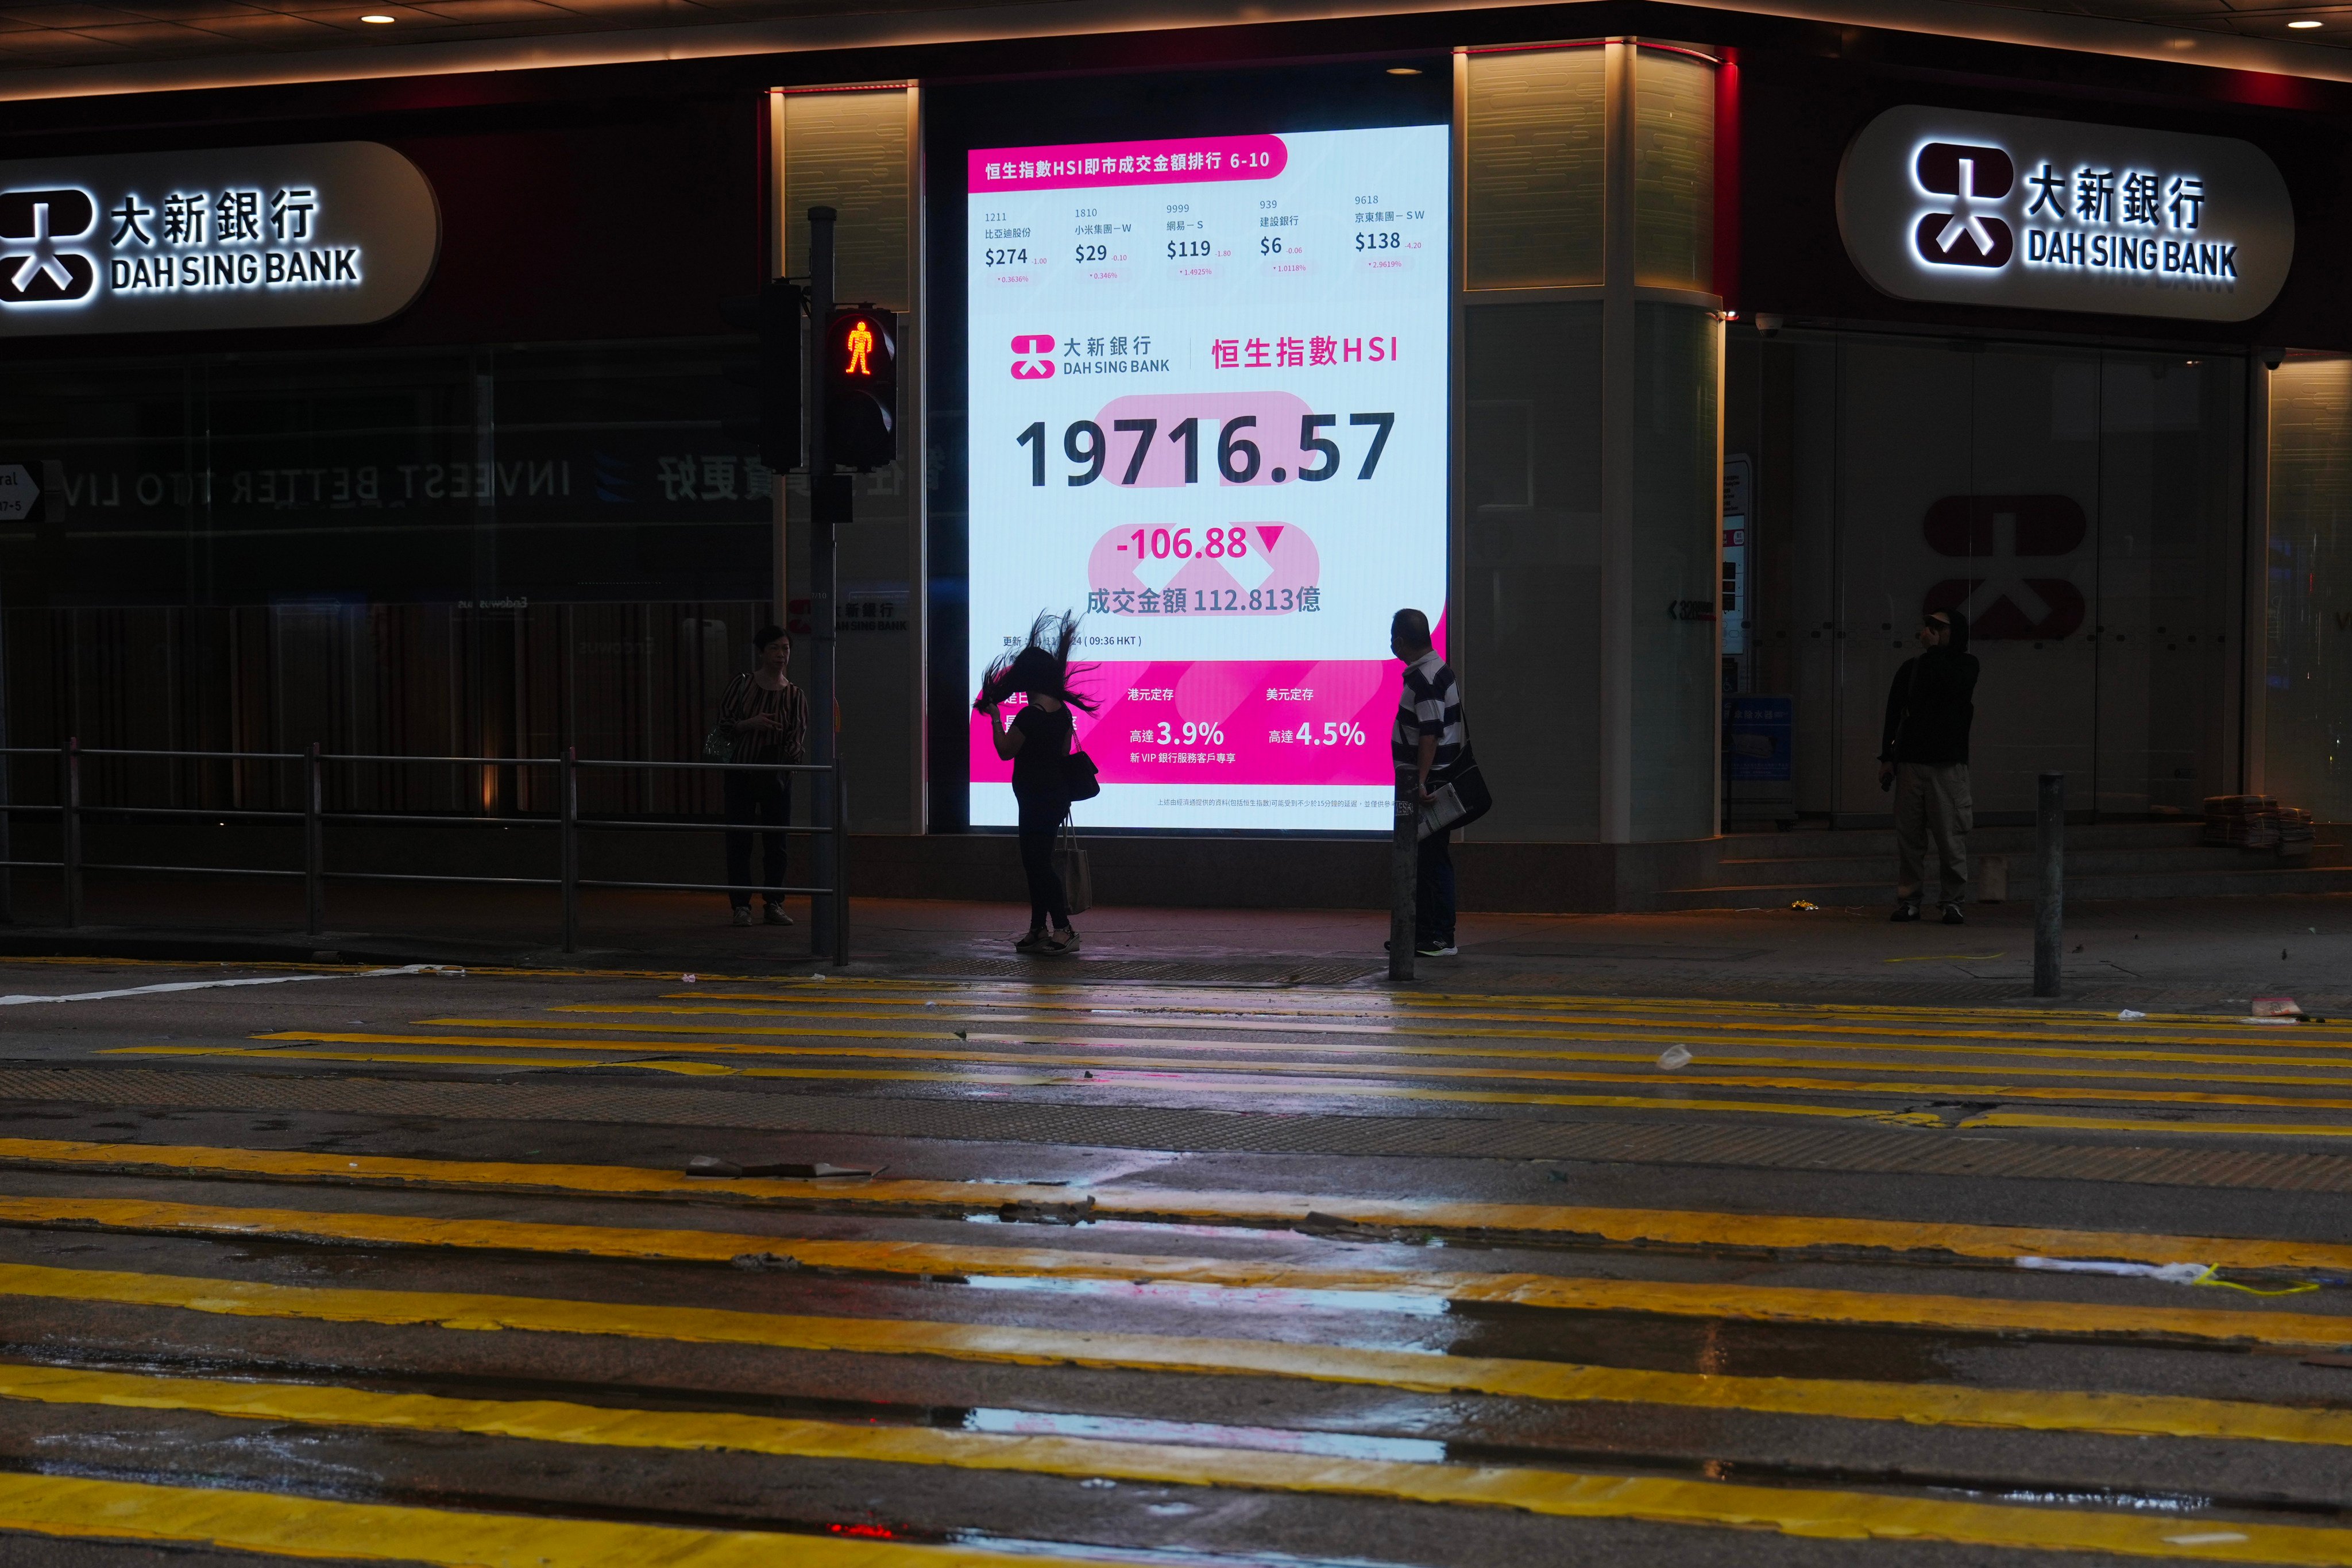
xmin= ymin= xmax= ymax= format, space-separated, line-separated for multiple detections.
xmin=965 ymin=1407 xmax=1447 ymax=1463
xmin=1964 ymin=1487 xmax=2216 ymax=1514
xmin=1442 ymin=1303 xmax=1970 ymax=1383
xmin=960 ymin=1273 xmax=1453 ymax=1321
xmin=954 ymin=1532 xmax=1409 ymax=1568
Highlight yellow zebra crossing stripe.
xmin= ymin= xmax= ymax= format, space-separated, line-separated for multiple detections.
xmin=0 ymin=1470 xmax=1117 ymax=1567
xmin=106 ymin=1045 xmax=1947 ymax=1124
xmin=3 ymin=1266 xmax=2352 ymax=1445
xmin=2 ymin=1134 xmax=2347 ymax=1273
xmin=253 ymin=1024 xmax=2352 ymax=1087
xmin=6 ymin=1358 xmax=2352 ymax=1550
xmin=675 ymin=984 xmax=2328 ymax=1033
xmin=0 ymin=1427 xmax=2347 ymax=1562
xmin=200 ymin=1029 xmax=2352 ymax=1119
xmin=542 ymin=1000 xmax=2352 ymax=1050
xmin=1 ymin=1221 xmax=2346 ymax=1350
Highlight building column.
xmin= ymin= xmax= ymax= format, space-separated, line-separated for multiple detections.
xmin=1598 ymin=37 xmax=1638 ymax=845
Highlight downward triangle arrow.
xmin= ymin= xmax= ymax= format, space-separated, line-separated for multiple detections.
xmin=1255 ymin=526 xmax=1284 ymax=553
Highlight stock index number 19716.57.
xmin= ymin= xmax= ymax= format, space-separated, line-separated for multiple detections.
xmin=1015 ymin=414 xmax=1395 ymax=487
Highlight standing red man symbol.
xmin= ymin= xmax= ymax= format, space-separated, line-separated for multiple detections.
xmin=844 ymin=318 xmax=875 ymax=376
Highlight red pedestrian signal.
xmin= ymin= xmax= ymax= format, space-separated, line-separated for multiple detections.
xmin=823 ymin=306 xmax=897 ymax=472
xmin=842 ymin=316 xmax=876 ymax=376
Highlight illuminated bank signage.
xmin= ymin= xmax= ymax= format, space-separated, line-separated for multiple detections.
xmin=1837 ymin=106 xmax=2293 ymax=322
xmin=0 ymin=142 xmax=438 ymax=338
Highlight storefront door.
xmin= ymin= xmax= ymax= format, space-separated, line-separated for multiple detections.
xmin=1772 ymin=331 xmax=2244 ymax=823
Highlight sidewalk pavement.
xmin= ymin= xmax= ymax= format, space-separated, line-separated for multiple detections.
xmin=0 ymin=871 xmax=2345 ymax=1012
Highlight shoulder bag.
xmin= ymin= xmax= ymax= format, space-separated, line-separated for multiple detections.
xmin=1054 ymin=814 xmax=1094 ymax=914
xmin=1063 ymin=745 xmax=1102 ymax=802
xmin=704 ymin=675 xmax=744 ymax=763
xmin=1418 ymin=746 xmax=1493 ymax=840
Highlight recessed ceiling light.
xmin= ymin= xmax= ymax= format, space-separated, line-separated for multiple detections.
xmin=2289 ymin=17 xmax=2323 ymax=26
xmin=359 ymin=12 xmax=395 ymax=21
xmin=1385 ymin=66 xmax=1423 ymax=75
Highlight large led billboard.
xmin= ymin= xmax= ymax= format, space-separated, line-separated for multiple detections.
xmin=965 ymin=124 xmax=1449 ymax=831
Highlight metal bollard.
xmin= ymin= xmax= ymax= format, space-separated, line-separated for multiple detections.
xmin=1389 ymin=764 xmax=1416 ymax=982
xmin=0 ymin=743 xmax=13 ymax=928
xmin=559 ymin=747 xmax=580 ymax=955
xmin=61 ymin=739 xmax=80 ymax=930
xmin=304 ymin=742 xmax=324 ymax=937
xmin=2033 ymin=771 xmax=2064 ymax=998
xmin=831 ymin=770 xmax=849 ymax=969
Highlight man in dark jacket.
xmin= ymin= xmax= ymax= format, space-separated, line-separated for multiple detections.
xmin=1879 ymin=608 xmax=1980 ymax=924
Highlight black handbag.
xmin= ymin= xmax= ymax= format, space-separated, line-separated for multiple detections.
xmin=1418 ymin=746 xmax=1492 ymax=840
xmin=1064 ymin=747 xmax=1102 ymax=802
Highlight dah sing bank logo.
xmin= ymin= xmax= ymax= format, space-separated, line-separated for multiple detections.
xmin=1921 ymin=494 xmax=2085 ymax=639
xmin=0 ymin=188 xmax=98 ymax=305
xmin=1011 ymin=334 xmax=1055 ymax=380
xmin=1915 ymin=144 xmax=2014 ymax=269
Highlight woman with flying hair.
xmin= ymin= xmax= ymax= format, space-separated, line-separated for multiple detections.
xmin=976 ymin=610 xmax=1094 ymax=954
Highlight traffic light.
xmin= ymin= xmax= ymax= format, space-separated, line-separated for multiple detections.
xmin=721 ymin=278 xmax=804 ymax=472
xmin=823 ymin=306 xmax=897 ymax=472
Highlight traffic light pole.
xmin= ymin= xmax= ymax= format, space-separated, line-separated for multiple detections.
xmin=808 ymin=206 xmax=841 ymax=958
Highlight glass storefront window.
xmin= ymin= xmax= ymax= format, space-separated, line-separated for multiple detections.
xmin=0 ymin=339 xmax=772 ymax=608
xmin=2266 ymin=358 xmax=2352 ymax=821
xmin=0 ymin=339 xmax=786 ymax=818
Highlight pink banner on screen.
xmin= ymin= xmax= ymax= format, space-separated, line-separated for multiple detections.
xmin=970 ymin=136 xmax=1287 ymax=193
xmin=972 ymin=658 xmax=1396 ymax=788
xmin=970 ymin=616 xmax=1450 ymax=793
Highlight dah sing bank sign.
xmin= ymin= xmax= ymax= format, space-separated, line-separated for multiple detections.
xmin=0 ymin=142 xmax=438 ymax=338
xmin=1838 ymin=106 xmax=2294 ymax=322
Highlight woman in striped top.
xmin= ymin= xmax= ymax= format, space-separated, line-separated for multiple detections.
xmin=717 ymin=625 xmax=810 ymax=927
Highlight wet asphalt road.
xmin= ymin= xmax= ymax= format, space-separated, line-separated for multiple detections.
xmin=0 ymin=959 xmax=2346 ymax=1565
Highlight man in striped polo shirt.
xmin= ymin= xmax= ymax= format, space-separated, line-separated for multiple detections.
xmin=1391 ymin=608 xmax=1464 ymax=957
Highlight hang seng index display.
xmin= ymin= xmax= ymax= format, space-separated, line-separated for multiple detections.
xmin=965 ymin=124 xmax=1449 ymax=832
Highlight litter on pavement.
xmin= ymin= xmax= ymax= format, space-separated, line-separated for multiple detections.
xmin=2016 ymin=1256 xmax=2210 ymax=1284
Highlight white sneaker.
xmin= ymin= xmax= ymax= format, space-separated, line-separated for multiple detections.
xmin=731 ymin=907 xmax=752 ymax=928
xmin=764 ymin=903 xmax=793 ymax=926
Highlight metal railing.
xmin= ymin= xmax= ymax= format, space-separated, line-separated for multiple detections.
xmin=0 ymin=740 xmax=849 ymax=964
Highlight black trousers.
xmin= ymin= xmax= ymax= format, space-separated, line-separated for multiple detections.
xmin=1416 ymin=830 xmax=1455 ymax=945
xmin=1015 ymin=791 xmax=1070 ymax=929
xmin=723 ymin=770 xmax=791 ymax=910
